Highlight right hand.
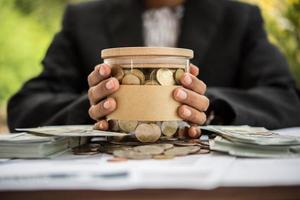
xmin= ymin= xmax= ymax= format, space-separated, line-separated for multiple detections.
xmin=87 ymin=64 xmax=119 ymax=130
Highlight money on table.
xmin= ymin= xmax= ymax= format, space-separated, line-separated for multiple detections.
xmin=0 ymin=133 xmax=79 ymax=158
xmin=16 ymin=125 xmax=128 ymax=137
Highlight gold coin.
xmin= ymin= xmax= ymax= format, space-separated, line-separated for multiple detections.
xmin=149 ymin=69 xmax=158 ymax=81
xmin=111 ymin=65 xmax=124 ymax=82
xmin=121 ymin=74 xmax=141 ymax=85
xmin=153 ymin=143 xmax=174 ymax=150
xmin=133 ymin=145 xmax=164 ymax=155
xmin=164 ymin=147 xmax=190 ymax=157
xmin=113 ymin=149 xmax=151 ymax=160
xmin=135 ymin=123 xmax=161 ymax=143
xmin=161 ymin=121 xmax=179 ymax=137
xmin=174 ymin=69 xmax=185 ymax=84
xmin=102 ymin=144 xmax=132 ymax=154
xmin=144 ymin=80 xmax=159 ymax=85
xmin=156 ymin=68 xmax=176 ymax=86
xmin=130 ymin=69 xmax=145 ymax=84
xmin=118 ymin=120 xmax=138 ymax=133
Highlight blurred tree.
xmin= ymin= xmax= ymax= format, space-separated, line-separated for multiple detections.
xmin=0 ymin=0 xmax=78 ymax=107
xmin=0 ymin=0 xmax=77 ymax=132
xmin=0 ymin=0 xmax=299 ymax=132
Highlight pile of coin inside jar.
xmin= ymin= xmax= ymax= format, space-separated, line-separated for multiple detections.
xmin=101 ymin=47 xmax=194 ymax=143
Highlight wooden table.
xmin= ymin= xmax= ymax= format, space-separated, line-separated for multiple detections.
xmin=2 ymin=187 xmax=300 ymax=200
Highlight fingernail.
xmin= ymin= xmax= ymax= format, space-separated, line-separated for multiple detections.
xmin=176 ymin=89 xmax=187 ymax=100
xmin=99 ymin=121 xmax=104 ymax=129
xmin=182 ymin=107 xmax=192 ymax=117
xmin=100 ymin=65 xmax=108 ymax=76
xmin=190 ymin=129 xmax=197 ymax=138
xmin=183 ymin=74 xmax=192 ymax=85
xmin=106 ymin=79 xmax=115 ymax=90
xmin=103 ymin=100 xmax=111 ymax=109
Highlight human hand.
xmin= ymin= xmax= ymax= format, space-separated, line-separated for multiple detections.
xmin=87 ymin=64 xmax=119 ymax=130
xmin=173 ymin=64 xmax=209 ymax=138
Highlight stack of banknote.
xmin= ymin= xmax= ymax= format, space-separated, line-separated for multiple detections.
xmin=202 ymin=125 xmax=300 ymax=158
xmin=0 ymin=132 xmax=79 ymax=158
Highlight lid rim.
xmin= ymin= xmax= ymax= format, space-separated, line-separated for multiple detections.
xmin=101 ymin=47 xmax=194 ymax=59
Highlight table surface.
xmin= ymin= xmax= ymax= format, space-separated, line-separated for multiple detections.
xmin=1 ymin=127 xmax=300 ymax=200
xmin=2 ymin=187 xmax=300 ymax=200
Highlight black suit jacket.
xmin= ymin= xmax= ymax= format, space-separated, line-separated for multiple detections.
xmin=7 ymin=0 xmax=300 ymax=131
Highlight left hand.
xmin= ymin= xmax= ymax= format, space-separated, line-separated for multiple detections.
xmin=173 ymin=64 xmax=209 ymax=138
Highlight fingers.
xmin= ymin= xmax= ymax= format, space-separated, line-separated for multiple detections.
xmin=88 ymin=97 xmax=117 ymax=121
xmin=189 ymin=64 xmax=199 ymax=76
xmin=94 ymin=120 xmax=109 ymax=131
xmin=87 ymin=64 xmax=111 ymax=87
xmin=173 ymin=87 xmax=209 ymax=112
xmin=88 ymin=77 xmax=119 ymax=105
xmin=180 ymin=73 xmax=206 ymax=95
xmin=188 ymin=126 xmax=201 ymax=138
xmin=178 ymin=105 xmax=207 ymax=125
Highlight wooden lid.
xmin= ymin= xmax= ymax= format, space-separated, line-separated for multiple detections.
xmin=101 ymin=47 xmax=194 ymax=59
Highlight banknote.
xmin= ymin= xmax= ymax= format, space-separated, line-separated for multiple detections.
xmin=16 ymin=125 xmax=127 ymax=137
xmin=201 ymin=125 xmax=300 ymax=146
xmin=210 ymin=136 xmax=300 ymax=158
xmin=0 ymin=133 xmax=78 ymax=158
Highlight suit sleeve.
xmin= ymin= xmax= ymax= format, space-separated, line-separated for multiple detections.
xmin=7 ymin=5 xmax=92 ymax=132
xmin=206 ymin=6 xmax=300 ymax=129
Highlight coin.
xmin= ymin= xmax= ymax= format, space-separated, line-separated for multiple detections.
xmin=174 ymin=141 xmax=198 ymax=146
xmin=113 ymin=149 xmax=151 ymax=160
xmin=197 ymin=148 xmax=210 ymax=154
xmin=118 ymin=120 xmax=138 ymax=133
xmin=161 ymin=121 xmax=179 ymax=137
xmin=153 ymin=143 xmax=174 ymax=150
xmin=153 ymin=154 xmax=174 ymax=160
xmin=164 ymin=147 xmax=190 ymax=157
xmin=111 ymin=65 xmax=125 ymax=82
xmin=135 ymin=123 xmax=161 ymax=143
xmin=133 ymin=145 xmax=164 ymax=155
xmin=144 ymin=80 xmax=159 ymax=85
xmin=111 ymin=136 xmax=126 ymax=142
xmin=89 ymin=143 xmax=101 ymax=151
xmin=186 ymin=146 xmax=201 ymax=154
xmin=177 ymin=126 xmax=187 ymax=139
xmin=174 ymin=68 xmax=185 ymax=84
xmin=72 ymin=144 xmax=100 ymax=155
xmin=110 ymin=140 xmax=143 ymax=146
xmin=130 ymin=69 xmax=145 ymax=84
xmin=109 ymin=120 xmax=120 ymax=132
xmin=160 ymin=136 xmax=179 ymax=142
xmin=113 ymin=149 xmax=128 ymax=158
xmin=149 ymin=69 xmax=157 ymax=81
xmin=121 ymin=73 xmax=141 ymax=85
xmin=102 ymin=144 xmax=132 ymax=154
xmin=156 ymin=69 xmax=176 ymax=86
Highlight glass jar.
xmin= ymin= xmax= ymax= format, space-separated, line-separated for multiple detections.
xmin=101 ymin=47 xmax=194 ymax=143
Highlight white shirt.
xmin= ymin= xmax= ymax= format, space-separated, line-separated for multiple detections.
xmin=142 ymin=6 xmax=184 ymax=47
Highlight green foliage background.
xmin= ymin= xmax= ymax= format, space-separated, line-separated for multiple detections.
xmin=0 ymin=0 xmax=299 ymax=131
